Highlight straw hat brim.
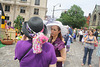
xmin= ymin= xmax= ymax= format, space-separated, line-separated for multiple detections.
xmin=46 ymin=23 xmax=68 ymax=36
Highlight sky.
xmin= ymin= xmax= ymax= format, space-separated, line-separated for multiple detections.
xmin=46 ymin=0 xmax=100 ymax=18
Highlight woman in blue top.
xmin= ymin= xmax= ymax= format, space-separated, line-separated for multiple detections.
xmin=82 ymin=30 xmax=97 ymax=67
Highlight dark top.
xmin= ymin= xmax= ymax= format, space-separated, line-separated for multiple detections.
xmin=50 ymin=37 xmax=65 ymax=67
xmin=94 ymin=31 xmax=98 ymax=39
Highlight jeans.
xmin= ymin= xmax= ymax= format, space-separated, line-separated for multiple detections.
xmin=79 ymin=35 xmax=83 ymax=42
xmin=70 ymin=37 xmax=73 ymax=43
xmin=83 ymin=47 xmax=93 ymax=65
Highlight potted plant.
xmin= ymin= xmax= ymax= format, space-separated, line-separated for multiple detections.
xmin=1 ymin=30 xmax=13 ymax=45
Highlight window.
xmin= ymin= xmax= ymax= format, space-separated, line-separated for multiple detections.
xmin=34 ymin=8 xmax=39 ymax=15
xmin=4 ymin=0 xmax=11 ymax=1
xmin=5 ymin=16 xmax=9 ymax=20
xmin=5 ymin=5 xmax=10 ymax=12
xmin=98 ymin=22 xmax=100 ymax=26
xmin=20 ymin=7 xmax=26 ymax=13
xmin=35 ymin=0 xmax=40 ymax=5
xmin=21 ymin=0 xmax=27 ymax=2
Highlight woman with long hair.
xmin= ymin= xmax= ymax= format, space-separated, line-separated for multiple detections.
xmin=47 ymin=21 xmax=67 ymax=67
xmin=82 ymin=30 xmax=97 ymax=67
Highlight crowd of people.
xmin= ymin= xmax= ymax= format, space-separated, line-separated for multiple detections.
xmin=14 ymin=17 xmax=100 ymax=67
xmin=67 ymin=27 xmax=100 ymax=67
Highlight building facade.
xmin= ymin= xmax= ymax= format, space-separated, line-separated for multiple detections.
xmin=0 ymin=0 xmax=47 ymax=26
xmin=85 ymin=13 xmax=91 ymax=26
xmin=89 ymin=5 xmax=100 ymax=28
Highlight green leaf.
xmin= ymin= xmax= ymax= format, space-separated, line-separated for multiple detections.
xmin=57 ymin=4 xmax=86 ymax=28
xmin=14 ymin=15 xmax=23 ymax=32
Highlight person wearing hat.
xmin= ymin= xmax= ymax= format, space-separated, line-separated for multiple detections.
xmin=46 ymin=21 xmax=67 ymax=67
xmin=14 ymin=17 xmax=57 ymax=67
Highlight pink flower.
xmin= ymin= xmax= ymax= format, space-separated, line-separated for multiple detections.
xmin=39 ymin=34 xmax=48 ymax=44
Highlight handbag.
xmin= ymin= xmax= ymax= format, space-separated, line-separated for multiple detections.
xmin=94 ymin=42 xmax=98 ymax=47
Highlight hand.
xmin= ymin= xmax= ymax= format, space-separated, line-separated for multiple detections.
xmin=21 ymin=35 xmax=28 ymax=40
xmin=90 ymin=41 xmax=94 ymax=43
xmin=87 ymin=41 xmax=90 ymax=43
xmin=99 ymin=42 xmax=100 ymax=44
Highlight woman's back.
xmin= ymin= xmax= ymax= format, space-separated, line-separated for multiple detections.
xmin=15 ymin=40 xmax=57 ymax=67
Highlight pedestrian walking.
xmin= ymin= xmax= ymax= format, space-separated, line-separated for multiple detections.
xmin=14 ymin=17 xmax=57 ymax=67
xmin=79 ymin=29 xmax=83 ymax=42
xmin=73 ymin=28 xmax=77 ymax=41
xmin=94 ymin=29 xmax=98 ymax=40
xmin=47 ymin=21 xmax=67 ymax=67
xmin=69 ymin=26 xmax=73 ymax=43
xmin=96 ymin=40 xmax=100 ymax=67
xmin=66 ymin=34 xmax=72 ymax=52
xmin=64 ymin=30 xmax=72 ymax=52
xmin=82 ymin=30 xmax=97 ymax=67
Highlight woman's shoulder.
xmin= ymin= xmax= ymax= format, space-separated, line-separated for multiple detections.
xmin=44 ymin=42 xmax=54 ymax=48
xmin=16 ymin=40 xmax=32 ymax=47
xmin=56 ymin=38 xmax=64 ymax=44
xmin=42 ymin=42 xmax=55 ymax=53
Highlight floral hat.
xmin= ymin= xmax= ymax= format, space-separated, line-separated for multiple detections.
xmin=22 ymin=17 xmax=48 ymax=54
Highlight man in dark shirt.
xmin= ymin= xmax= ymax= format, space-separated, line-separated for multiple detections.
xmin=94 ymin=29 xmax=98 ymax=40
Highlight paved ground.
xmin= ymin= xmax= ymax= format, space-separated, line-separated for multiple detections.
xmin=0 ymin=39 xmax=99 ymax=67
xmin=64 ymin=39 xmax=99 ymax=67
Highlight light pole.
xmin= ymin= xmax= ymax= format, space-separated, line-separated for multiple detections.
xmin=52 ymin=3 xmax=61 ymax=18
xmin=0 ymin=10 xmax=2 ymax=28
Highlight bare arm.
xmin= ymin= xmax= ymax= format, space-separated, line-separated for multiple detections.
xmin=62 ymin=38 xmax=65 ymax=43
xmin=57 ymin=48 xmax=66 ymax=62
xmin=84 ymin=36 xmax=97 ymax=43
xmin=49 ymin=63 xmax=56 ymax=67
xmin=93 ymin=36 xmax=97 ymax=43
xmin=84 ymin=36 xmax=89 ymax=43
xmin=88 ymin=36 xmax=97 ymax=43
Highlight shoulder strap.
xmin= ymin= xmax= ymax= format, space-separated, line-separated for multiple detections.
xmin=88 ymin=35 xmax=89 ymax=39
xmin=19 ymin=45 xmax=32 ymax=61
xmin=93 ymin=36 xmax=94 ymax=40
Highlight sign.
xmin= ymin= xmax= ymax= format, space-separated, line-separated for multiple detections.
xmin=1 ymin=16 xmax=5 ymax=19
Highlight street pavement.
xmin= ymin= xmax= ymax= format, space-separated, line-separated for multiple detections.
xmin=0 ymin=39 xmax=99 ymax=67
xmin=64 ymin=40 xmax=99 ymax=67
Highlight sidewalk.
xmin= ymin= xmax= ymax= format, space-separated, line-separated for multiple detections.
xmin=0 ymin=43 xmax=19 ymax=67
xmin=0 ymin=40 xmax=99 ymax=67
xmin=64 ymin=40 xmax=99 ymax=67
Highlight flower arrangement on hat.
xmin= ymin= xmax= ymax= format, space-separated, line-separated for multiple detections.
xmin=32 ymin=32 xmax=48 ymax=54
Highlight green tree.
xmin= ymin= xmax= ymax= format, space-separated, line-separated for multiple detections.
xmin=84 ymin=23 xmax=89 ymax=28
xmin=57 ymin=4 xmax=86 ymax=28
xmin=14 ymin=15 xmax=23 ymax=32
xmin=96 ymin=26 xmax=100 ymax=29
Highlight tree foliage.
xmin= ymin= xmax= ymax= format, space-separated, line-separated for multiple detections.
xmin=84 ymin=23 xmax=89 ymax=28
xmin=14 ymin=15 xmax=23 ymax=32
xmin=96 ymin=26 xmax=100 ymax=29
xmin=57 ymin=4 xmax=86 ymax=28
